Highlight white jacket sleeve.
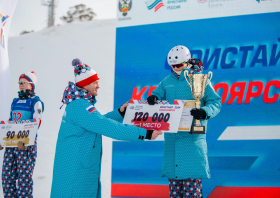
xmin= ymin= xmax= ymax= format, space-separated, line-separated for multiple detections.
xmin=33 ymin=101 xmax=43 ymax=124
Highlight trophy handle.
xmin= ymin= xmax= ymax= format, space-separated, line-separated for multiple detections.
xmin=184 ymin=70 xmax=191 ymax=86
xmin=206 ymin=71 xmax=213 ymax=86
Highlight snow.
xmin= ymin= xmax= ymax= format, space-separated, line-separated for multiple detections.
xmin=1 ymin=19 xmax=117 ymax=198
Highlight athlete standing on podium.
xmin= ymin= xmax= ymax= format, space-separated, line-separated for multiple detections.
xmin=0 ymin=71 xmax=44 ymax=198
xmin=147 ymin=45 xmax=221 ymax=198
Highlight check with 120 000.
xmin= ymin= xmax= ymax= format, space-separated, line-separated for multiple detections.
xmin=123 ymin=100 xmax=186 ymax=133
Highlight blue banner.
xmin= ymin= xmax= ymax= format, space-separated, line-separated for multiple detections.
xmin=113 ymin=7 xmax=280 ymax=198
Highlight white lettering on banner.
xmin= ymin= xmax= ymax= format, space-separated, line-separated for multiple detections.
xmin=218 ymin=126 xmax=280 ymax=140
xmin=142 ymin=122 xmax=162 ymax=128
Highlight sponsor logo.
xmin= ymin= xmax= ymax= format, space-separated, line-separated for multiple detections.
xmin=0 ymin=13 xmax=9 ymax=49
xmin=165 ymin=85 xmax=174 ymax=88
xmin=86 ymin=105 xmax=96 ymax=113
xmin=135 ymin=105 xmax=143 ymax=110
xmin=1 ymin=126 xmax=5 ymax=129
xmin=130 ymin=106 xmax=135 ymax=110
xmin=37 ymin=109 xmax=42 ymax=114
xmin=175 ymin=106 xmax=181 ymax=109
xmin=118 ymin=0 xmax=132 ymax=21
xmin=145 ymin=0 xmax=164 ymax=12
xmin=17 ymin=100 xmax=27 ymax=104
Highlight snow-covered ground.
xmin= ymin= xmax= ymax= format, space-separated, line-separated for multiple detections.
xmin=1 ymin=19 xmax=117 ymax=198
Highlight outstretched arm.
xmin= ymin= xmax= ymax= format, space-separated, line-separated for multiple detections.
xmin=66 ymin=99 xmax=157 ymax=141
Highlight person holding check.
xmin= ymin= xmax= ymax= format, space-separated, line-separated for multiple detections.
xmin=147 ymin=45 xmax=221 ymax=198
xmin=50 ymin=59 xmax=162 ymax=198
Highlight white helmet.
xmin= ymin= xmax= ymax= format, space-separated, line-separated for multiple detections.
xmin=167 ymin=45 xmax=191 ymax=66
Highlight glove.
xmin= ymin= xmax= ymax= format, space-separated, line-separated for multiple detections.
xmin=190 ymin=108 xmax=206 ymax=120
xmin=147 ymin=95 xmax=158 ymax=105
xmin=145 ymin=130 xmax=153 ymax=140
xmin=118 ymin=101 xmax=128 ymax=117
xmin=118 ymin=107 xmax=127 ymax=118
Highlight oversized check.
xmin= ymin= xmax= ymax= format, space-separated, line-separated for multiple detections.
xmin=0 ymin=119 xmax=39 ymax=147
xmin=123 ymin=100 xmax=184 ymax=133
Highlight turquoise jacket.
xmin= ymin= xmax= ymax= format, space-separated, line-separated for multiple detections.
xmin=51 ymin=98 xmax=147 ymax=198
xmin=152 ymin=69 xmax=221 ymax=179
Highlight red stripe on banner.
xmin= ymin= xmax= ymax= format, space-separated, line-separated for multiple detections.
xmin=208 ymin=187 xmax=280 ymax=198
xmin=173 ymin=100 xmax=179 ymax=105
xmin=0 ymin=29 xmax=3 ymax=45
xmin=111 ymin=184 xmax=169 ymax=197
xmin=155 ymin=3 xmax=164 ymax=12
xmin=1 ymin=121 xmax=5 ymax=124
xmin=129 ymin=99 xmax=135 ymax=104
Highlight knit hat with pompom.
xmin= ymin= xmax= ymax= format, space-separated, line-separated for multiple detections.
xmin=19 ymin=71 xmax=37 ymax=89
xmin=72 ymin=58 xmax=99 ymax=88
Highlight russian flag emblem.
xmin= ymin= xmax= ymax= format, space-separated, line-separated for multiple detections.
xmin=86 ymin=105 xmax=96 ymax=113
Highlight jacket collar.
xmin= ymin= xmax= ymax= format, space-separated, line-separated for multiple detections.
xmin=61 ymin=82 xmax=96 ymax=106
xmin=171 ymin=68 xmax=202 ymax=81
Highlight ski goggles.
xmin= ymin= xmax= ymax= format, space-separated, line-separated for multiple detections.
xmin=18 ymin=81 xmax=32 ymax=85
xmin=171 ymin=62 xmax=186 ymax=68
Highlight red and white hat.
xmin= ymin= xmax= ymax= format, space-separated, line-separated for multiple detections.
xmin=72 ymin=58 xmax=99 ymax=88
xmin=19 ymin=71 xmax=37 ymax=89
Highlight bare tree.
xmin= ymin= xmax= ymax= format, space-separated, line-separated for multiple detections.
xmin=61 ymin=4 xmax=96 ymax=23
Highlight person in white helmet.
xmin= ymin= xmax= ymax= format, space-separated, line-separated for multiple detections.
xmin=147 ymin=45 xmax=221 ymax=198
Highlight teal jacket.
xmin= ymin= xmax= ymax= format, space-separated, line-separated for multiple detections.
xmin=152 ymin=69 xmax=221 ymax=179
xmin=51 ymin=98 xmax=147 ymax=198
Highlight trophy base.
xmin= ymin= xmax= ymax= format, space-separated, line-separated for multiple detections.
xmin=191 ymin=126 xmax=205 ymax=134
